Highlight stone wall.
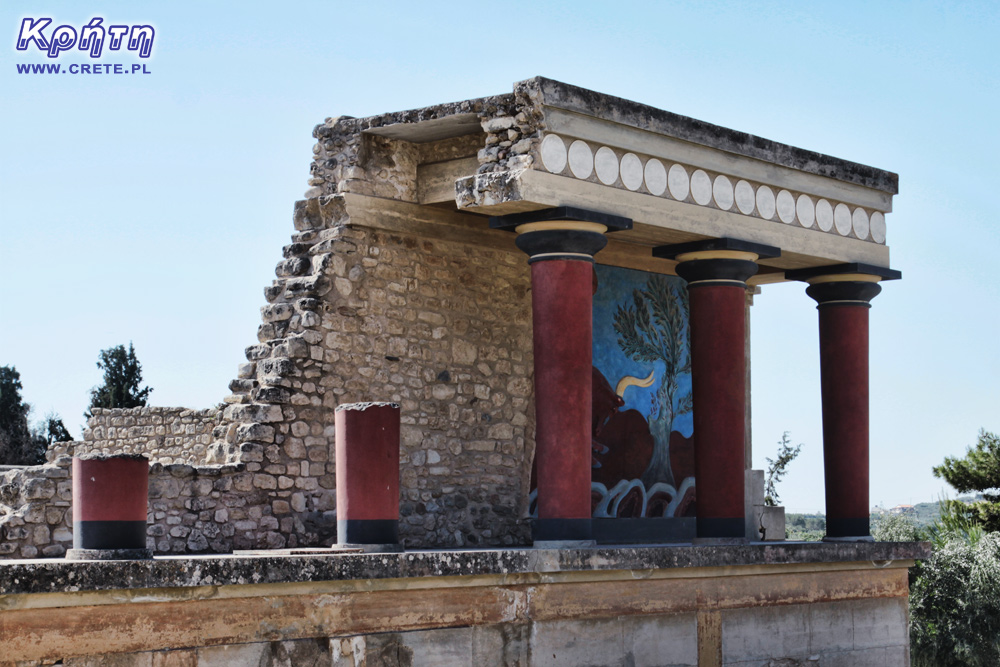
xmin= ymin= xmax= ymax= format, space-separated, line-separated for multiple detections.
xmin=47 ymin=407 xmax=220 ymax=465
xmin=211 ymin=194 xmax=535 ymax=549
xmin=2 ymin=89 xmax=553 ymax=558
xmin=0 ymin=460 xmax=73 ymax=559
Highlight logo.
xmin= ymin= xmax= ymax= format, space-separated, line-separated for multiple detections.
xmin=16 ymin=17 xmax=154 ymax=59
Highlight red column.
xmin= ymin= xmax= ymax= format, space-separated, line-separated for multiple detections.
xmin=801 ymin=277 xmax=885 ymax=540
xmin=687 ymin=281 xmax=750 ymax=540
xmin=68 ymin=455 xmax=151 ymax=560
xmin=335 ymin=401 xmax=401 ymax=551
xmin=530 ymin=258 xmax=595 ymax=542
xmin=655 ymin=238 xmax=780 ymax=542
xmin=491 ymin=207 xmax=632 ymax=546
xmin=512 ymin=220 xmax=615 ymax=545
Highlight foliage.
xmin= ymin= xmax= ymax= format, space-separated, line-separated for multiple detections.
xmin=910 ymin=531 xmax=1000 ymax=667
xmin=0 ymin=365 xmax=48 ymax=465
xmin=613 ymin=276 xmax=691 ymax=485
xmin=785 ymin=513 xmax=826 ymax=541
xmin=933 ymin=430 xmax=1000 ymax=532
xmin=764 ymin=432 xmax=802 ymax=507
xmin=41 ymin=414 xmax=72 ymax=446
xmin=871 ymin=511 xmax=922 ymax=542
xmin=86 ymin=343 xmax=152 ymax=418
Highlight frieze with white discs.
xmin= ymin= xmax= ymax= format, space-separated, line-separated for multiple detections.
xmin=534 ymin=133 xmax=890 ymax=244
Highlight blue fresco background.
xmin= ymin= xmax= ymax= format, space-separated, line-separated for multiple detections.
xmin=592 ymin=265 xmax=693 ymax=438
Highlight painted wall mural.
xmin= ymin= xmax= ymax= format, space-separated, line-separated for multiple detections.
xmin=527 ymin=264 xmax=696 ymax=521
xmin=591 ymin=264 xmax=695 ymax=519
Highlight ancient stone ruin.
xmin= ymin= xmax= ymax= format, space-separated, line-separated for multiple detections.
xmin=0 ymin=77 xmax=925 ymax=666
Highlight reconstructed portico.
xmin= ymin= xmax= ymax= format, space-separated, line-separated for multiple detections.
xmin=0 ymin=77 xmax=922 ymax=666
xmin=442 ymin=77 xmax=901 ymax=545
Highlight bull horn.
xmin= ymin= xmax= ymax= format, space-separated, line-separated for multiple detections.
xmin=615 ymin=370 xmax=655 ymax=397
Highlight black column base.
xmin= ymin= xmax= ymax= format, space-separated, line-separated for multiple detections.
xmin=825 ymin=516 xmax=871 ymax=540
xmin=696 ymin=517 xmax=746 ymax=540
xmin=532 ymin=518 xmax=594 ymax=546
xmin=338 ymin=519 xmax=400 ymax=547
xmin=74 ymin=520 xmax=148 ymax=551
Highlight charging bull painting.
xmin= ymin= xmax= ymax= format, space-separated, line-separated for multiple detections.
xmin=529 ymin=265 xmax=696 ymax=522
xmin=591 ymin=264 xmax=695 ymax=518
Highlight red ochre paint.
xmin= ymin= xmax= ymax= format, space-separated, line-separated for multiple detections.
xmin=819 ymin=304 xmax=870 ymax=527
xmin=72 ymin=456 xmax=149 ymax=523
xmin=688 ymin=284 xmax=747 ymax=524
xmin=531 ymin=259 xmax=593 ymax=521
xmin=335 ymin=403 xmax=401 ymax=521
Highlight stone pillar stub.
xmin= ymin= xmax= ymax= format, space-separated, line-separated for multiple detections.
xmin=492 ymin=207 xmax=631 ymax=547
xmin=334 ymin=402 xmax=403 ymax=552
xmin=655 ymin=238 xmax=780 ymax=544
xmin=67 ymin=455 xmax=152 ymax=561
xmin=786 ymin=263 xmax=901 ymax=542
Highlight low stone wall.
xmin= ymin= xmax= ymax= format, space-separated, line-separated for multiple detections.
xmin=0 ymin=456 xmax=311 ymax=559
xmin=0 ymin=543 xmax=928 ymax=666
xmin=0 ymin=459 xmax=73 ymax=559
xmin=47 ymin=407 xmax=220 ymax=465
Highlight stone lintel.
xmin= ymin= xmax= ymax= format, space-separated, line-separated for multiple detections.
xmin=456 ymin=170 xmax=891 ymax=272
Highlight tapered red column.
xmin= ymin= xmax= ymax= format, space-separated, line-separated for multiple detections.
xmin=655 ymin=239 xmax=780 ymax=542
xmin=67 ymin=454 xmax=152 ymax=560
xmin=530 ymin=256 xmax=595 ymax=542
xmin=491 ymin=207 xmax=631 ymax=546
xmin=335 ymin=401 xmax=402 ymax=552
xmin=787 ymin=263 xmax=900 ymax=541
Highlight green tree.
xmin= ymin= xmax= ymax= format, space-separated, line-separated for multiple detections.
xmin=0 ymin=365 xmax=47 ymax=465
xmin=910 ymin=531 xmax=1000 ymax=666
xmin=613 ymin=275 xmax=692 ymax=487
xmin=86 ymin=343 xmax=152 ymax=418
xmin=933 ymin=429 xmax=1000 ymax=532
xmin=764 ymin=431 xmax=802 ymax=507
xmin=41 ymin=413 xmax=73 ymax=445
xmin=871 ymin=510 xmax=921 ymax=542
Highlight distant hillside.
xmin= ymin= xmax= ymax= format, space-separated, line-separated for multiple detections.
xmin=785 ymin=495 xmax=981 ymax=540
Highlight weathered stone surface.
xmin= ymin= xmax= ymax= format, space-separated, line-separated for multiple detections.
xmin=0 ymin=542 xmax=929 ymax=596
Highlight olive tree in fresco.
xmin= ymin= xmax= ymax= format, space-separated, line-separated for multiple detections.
xmin=613 ymin=275 xmax=692 ymax=487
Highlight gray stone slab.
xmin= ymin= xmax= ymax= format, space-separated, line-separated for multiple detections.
xmin=531 ymin=615 xmax=697 ymax=667
xmin=850 ymin=598 xmax=909 ymax=650
xmin=723 ymin=600 xmax=861 ymax=662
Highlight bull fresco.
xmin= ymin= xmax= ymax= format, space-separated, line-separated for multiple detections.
xmin=591 ymin=264 xmax=695 ymax=519
xmin=528 ymin=265 xmax=696 ymax=523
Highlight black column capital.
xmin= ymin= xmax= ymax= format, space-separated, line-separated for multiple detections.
xmin=805 ymin=281 xmax=883 ymax=308
xmin=514 ymin=227 xmax=608 ymax=263
xmin=491 ymin=207 xmax=632 ymax=264
xmin=654 ymin=238 xmax=780 ymax=288
xmin=786 ymin=263 xmax=899 ymax=309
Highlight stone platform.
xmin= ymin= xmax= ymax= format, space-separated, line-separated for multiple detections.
xmin=0 ymin=542 xmax=929 ymax=666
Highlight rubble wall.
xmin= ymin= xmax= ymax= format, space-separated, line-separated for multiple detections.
xmin=47 ymin=407 xmax=220 ymax=465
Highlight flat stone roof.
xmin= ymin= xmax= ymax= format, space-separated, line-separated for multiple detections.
xmin=329 ymin=76 xmax=897 ymax=194
xmin=0 ymin=543 xmax=930 ymax=596
xmin=529 ymin=77 xmax=898 ymax=195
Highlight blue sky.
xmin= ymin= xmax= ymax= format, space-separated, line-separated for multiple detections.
xmin=2 ymin=1 xmax=997 ymax=513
